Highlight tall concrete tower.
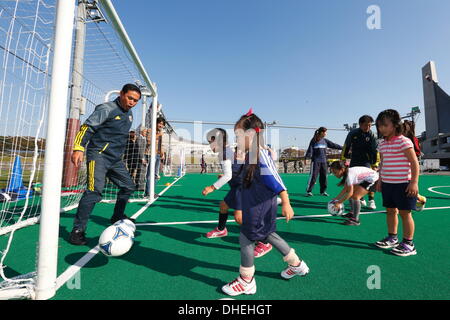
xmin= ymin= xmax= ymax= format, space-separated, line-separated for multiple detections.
xmin=421 ymin=61 xmax=450 ymax=164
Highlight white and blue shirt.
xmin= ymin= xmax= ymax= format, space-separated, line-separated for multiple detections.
xmin=305 ymin=138 xmax=342 ymax=163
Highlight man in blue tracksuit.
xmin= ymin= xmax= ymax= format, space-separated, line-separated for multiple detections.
xmin=304 ymin=127 xmax=342 ymax=196
xmin=69 ymin=84 xmax=141 ymax=245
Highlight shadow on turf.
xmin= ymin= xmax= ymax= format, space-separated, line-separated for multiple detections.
xmin=135 ymin=195 xmax=222 ymax=213
xmin=144 ymin=202 xmax=222 ymax=214
xmin=121 ymin=240 xmax=238 ymax=288
xmin=64 ymin=251 xmax=109 ymax=268
xmin=2 ymin=267 xmax=24 ymax=279
xmin=426 ymin=196 xmax=450 ymax=201
xmin=137 ymin=224 xmax=240 ymax=251
xmin=175 ymin=222 xmax=378 ymax=252
xmin=192 ymin=222 xmax=378 ymax=251
xmin=276 ymin=229 xmax=379 ymax=251
xmin=125 ymin=240 xmax=293 ymax=290
xmin=151 ymin=195 xmax=221 ymax=205
xmin=289 ymin=198 xmax=349 ymax=212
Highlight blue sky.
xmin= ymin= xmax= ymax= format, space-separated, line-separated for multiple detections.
xmin=113 ymin=0 xmax=450 ymax=149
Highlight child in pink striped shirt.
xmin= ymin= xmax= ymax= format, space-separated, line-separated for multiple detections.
xmin=374 ymin=109 xmax=419 ymax=256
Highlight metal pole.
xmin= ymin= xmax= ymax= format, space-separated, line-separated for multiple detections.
xmin=141 ymin=95 xmax=147 ymax=130
xmin=62 ymin=0 xmax=87 ymax=187
xmin=168 ymin=132 xmax=172 ymax=174
xmin=36 ymin=0 xmax=75 ymax=300
xmin=148 ymin=94 xmax=158 ymax=202
xmin=69 ymin=0 xmax=86 ymax=120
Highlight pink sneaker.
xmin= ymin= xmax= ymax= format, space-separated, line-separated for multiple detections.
xmin=206 ymin=227 xmax=228 ymax=238
xmin=254 ymin=242 xmax=272 ymax=258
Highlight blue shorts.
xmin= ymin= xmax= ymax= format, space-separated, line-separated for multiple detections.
xmin=381 ymin=182 xmax=417 ymax=211
xmin=223 ymin=187 xmax=242 ymax=211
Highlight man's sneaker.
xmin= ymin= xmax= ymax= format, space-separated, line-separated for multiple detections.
xmin=320 ymin=192 xmax=329 ymax=196
xmin=343 ymin=218 xmax=360 ymax=226
xmin=374 ymin=236 xmax=399 ymax=249
xmin=416 ymin=197 xmax=427 ymax=212
xmin=306 ymin=192 xmax=313 ymax=197
xmin=391 ymin=242 xmax=417 ymax=257
xmin=254 ymin=242 xmax=272 ymax=258
xmin=368 ymin=200 xmax=376 ymax=210
xmin=360 ymin=199 xmax=367 ymax=207
xmin=206 ymin=227 xmax=228 ymax=238
xmin=222 ymin=276 xmax=257 ymax=296
xmin=281 ymin=260 xmax=310 ymax=279
xmin=69 ymin=229 xmax=87 ymax=246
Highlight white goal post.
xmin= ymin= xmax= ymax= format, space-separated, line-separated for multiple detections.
xmin=0 ymin=0 xmax=161 ymax=300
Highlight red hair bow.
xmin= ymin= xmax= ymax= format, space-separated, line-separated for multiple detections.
xmin=255 ymin=127 xmax=261 ymax=133
xmin=246 ymin=108 xmax=253 ymax=116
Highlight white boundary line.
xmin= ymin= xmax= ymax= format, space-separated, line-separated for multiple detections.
xmin=130 ymin=176 xmax=183 ymax=221
xmin=55 ymin=246 xmax=100 ymax=290
xmin=134 ymin=206 xmax=450 ymax=227
xmin=55 ymin=175 xmax=184 ymax=290
xmin=428 ymin=186 xmax=450 ymax=197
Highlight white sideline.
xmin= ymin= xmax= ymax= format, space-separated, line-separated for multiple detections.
xmin=134 ymin=205 xmax=450 ymax=227
xmin=55 ymin=175 xmax=183 ymax=291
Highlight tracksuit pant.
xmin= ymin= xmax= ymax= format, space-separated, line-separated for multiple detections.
xmin=73 ymin=155 xmax=135 ymax=232
xmin=306 ymin=161 xmax=328 ymax=194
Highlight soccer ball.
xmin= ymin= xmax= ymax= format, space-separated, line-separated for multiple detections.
xmin=113 ymin=219 xmax=136 ymax=235
xmin=277 ymin=197 xmax=282 ymax=205
xmin=327 ymin=200 xmax=344 ymax=216
xmin=98 ymin=224 xmax=134 ymax=257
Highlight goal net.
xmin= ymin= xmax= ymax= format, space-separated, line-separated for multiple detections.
xmin=0 ymin=0 xmax=159 ymax=299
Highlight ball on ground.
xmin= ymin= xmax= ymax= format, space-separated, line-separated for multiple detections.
xmin=327 ymin=200 xmax=344 ymax=216
xmin=98 ymin=224 xmax=134 ymax=257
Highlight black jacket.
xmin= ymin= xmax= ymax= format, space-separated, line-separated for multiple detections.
xmin=73 ymin=98 xmax=133 ymax=161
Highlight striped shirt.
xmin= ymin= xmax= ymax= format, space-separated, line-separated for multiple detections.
xmin=378 ymin=135 xmax=414 ymax=183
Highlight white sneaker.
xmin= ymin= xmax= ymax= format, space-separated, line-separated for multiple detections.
xmin=368 ymin=200 xmax=376 ymax=210
xmin=281 ymin=260 xmax=310 ymax=279
xmin=222 ymin=276 xmax=257 ymax=296
xmin=360 ymin=199 xmax=367 ymax=207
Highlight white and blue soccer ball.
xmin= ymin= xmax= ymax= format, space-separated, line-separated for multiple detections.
xmin=98 ymin=224 xmax=134 ymax=257
xmin=327 ymin=200 xmax=344 ymax=216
